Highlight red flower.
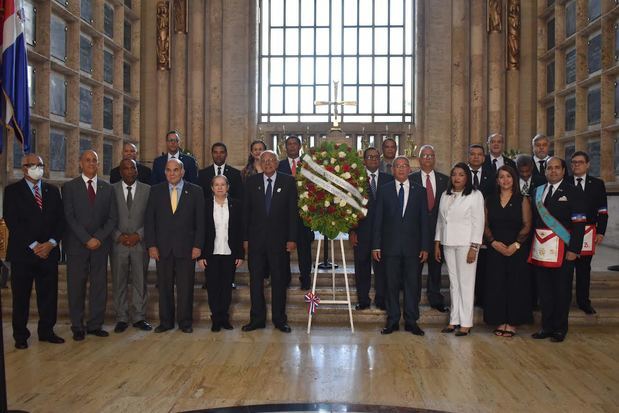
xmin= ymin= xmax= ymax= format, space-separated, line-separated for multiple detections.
xmin=342 ymin=164 xmax=350 ymax=172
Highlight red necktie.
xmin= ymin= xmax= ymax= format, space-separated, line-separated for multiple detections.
xmin=425 ymin=174 xmax=435 ymax=211
xmin=87 ymin=180 xmax=96 ymax=205
xmin=291 ymin=159 xmax=297 ymax=176
xmin=33 ymin=184 xmax=43 ymax=210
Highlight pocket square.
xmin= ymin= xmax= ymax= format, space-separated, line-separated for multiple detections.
xmin=558 ymin=196 xmax=568 ymax=201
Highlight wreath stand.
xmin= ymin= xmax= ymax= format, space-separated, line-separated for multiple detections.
xmin=307 ymin=233 xmax=355 ymax=334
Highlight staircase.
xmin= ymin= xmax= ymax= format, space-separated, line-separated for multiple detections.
xmin=2 ymin=256 xmax=619 ymax=327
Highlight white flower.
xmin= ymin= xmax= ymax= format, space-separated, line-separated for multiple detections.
xmin=324 ymin=201 xmax=330 ymax=207
xmin=351 ymin=163 xmax=357 ymax=169
xmin=302 ymin=205 xmax=309 ymax=212
xmin=297 ymin=181 xmax=303 ymax=186
xmin=342 ymin=172 xmax=351 ymax=179
xmin=338 ymin=151 xmax=346 ymax=158
xmin=334 ymin=197 xmax=341 ymax=204
xmin=302 ymin=191 xmax=309 ymax=198
xmin=277 ymin=188 xmax=281 ymax=193
xmin=330 ymin=158 xmax=336 ymax=164
xmin=323 ymin=160 xmax=329 ymax=166
xmin=321 ymin=151 xmax=327 ymax=157
xmin=339 ymin=200 xmax=346 ymax=207
xmin=359 ymin=187 xmax=364 ymax=193
xmin=331 ymin=221 xmax=336 ymax=225
xmin=334 ymin=165 xmax=340 ymax=172
xmin=346 ymin=209 xmax=352 ymax=214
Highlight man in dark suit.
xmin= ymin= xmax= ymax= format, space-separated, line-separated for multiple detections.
xmin=151 ymin=130 xmax=198 ymax=184
xmin=350 ymin=147 xmax=393 ymax=311
xmin=468 ymin=143 xmax=493 ymax=307
xmin=109 ymin=142 xmax=152 ymax=184
xmin=277 ymin=135 xmax=314 ymax=290
xmin=372 ymin=156 xmax=430 ymax=336
xmin=198 ymin=142 xmax=243 ymax=201
xmin=531 ymin=157 xmax=585 ymax=343
xmin=3 ymin=154 xmax=65 ymax=349
xmin=569 ymin=151 xmax=608 ymax=315
xmin=63 ymin=150 xmax=118 ymax=341
xmin=379 ymin=137 xmax=397 ymax=175
xmin=532 ymin=134 xmax=550 ymax=181
xmin=242 ymin=150 xmax=298 ymax=333
xmin=145 ymin=158 xmax=205 ymax=333
xmin=483 ymin=133 xmax=517 ymax=175
xmin=410 ymin=144 xmax=448 ymax=313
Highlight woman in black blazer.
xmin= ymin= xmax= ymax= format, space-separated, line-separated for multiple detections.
xmin=198 ymin=175 xmax=244 ymax=331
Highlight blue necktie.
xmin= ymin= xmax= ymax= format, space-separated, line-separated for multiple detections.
xmin=265 ymin=177 xmax=273 ymax=214
xmin=398 ymin=183 xmax=404 ymax=217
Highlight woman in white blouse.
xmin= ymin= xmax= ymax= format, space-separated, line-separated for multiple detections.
xmin=434 ymin=162 xmax=485 ymax=336
xmin=198 ymin=175 xmax=244 ymax=332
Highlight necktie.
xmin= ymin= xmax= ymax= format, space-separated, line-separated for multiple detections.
xmin=425 ymin=174 xmax=435 ymax=211
xmin=370 ymin=173 xmax=377 ymax=197
xmin=539 ymin=160 xmax=545 ymax=175
xmin=492 ymin=158 xmax=498 ymax=173
xmin=217 ymin=166 xmax=222 ymax=176
xmin=126 ymin=186 xmax=133 ymax=210
xmin=522 ymin=181 xmax=529 ymax=196
xmin=171 ymin=186 xmax=178 ymax=213
xmin=265 ymin=178 xmax=273 ymax=214
xmin=171 ymin=155 xmax=176 ymax=159
xmin=87 ymin=180 xmax=96 ymax=205
xmin=544 ymin=184 xmax=553 ymax=207
xmin=291 ymin=159 xmax=297 ymax=176
xmin=398 ymin=183 xmax=405 ymax=217
xmin=33 ymin=184 xmax=43 ymax=210
xmin=576 ymin=177 xmax=584 ymax=191
xmin=472 ymin=170 xmax=480 ymax=189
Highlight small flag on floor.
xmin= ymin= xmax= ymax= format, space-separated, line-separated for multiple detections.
xmin=304 ymin=292 xmax=320 ymax=315
xmin=1 ymin=0 xmax=31 ymax=153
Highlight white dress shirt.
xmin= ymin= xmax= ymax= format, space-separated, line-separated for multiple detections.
xmin=81 ymin=174 xmax=98 ymax=193
xmin=394 ymin=179 xmax=410 ymax=216
xmin=212 ymin=198 xmax=232 ymax=255
xmin=288 ymin=157 xmax=301 ymax=169
xmin=122 ymin=181 xmax=134 ymax=201
xmin=420 ymin=170 xmax=436 ymax=198
xmin=214 ymin=163 xmax=226 ymax=176
xmin=574 ymin=174 xmax=586 ymax=191
xmin=167 ymin=151 xmax=181 ymax=161
xmin=263 ymin=172 xmax=277 ymax=193
xmin=542 ymin=179 xmax=563 ymax=203
xmin=533 ymin=155 xmax=550 ymax=173
xmin=489 ymin=154 xmax=505 ymax=169
xmin=519 ymin=177 xmax=532 ymax=194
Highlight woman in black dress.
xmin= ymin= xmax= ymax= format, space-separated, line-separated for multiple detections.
xmin=483 ymin=165 xmax=532 ymax=337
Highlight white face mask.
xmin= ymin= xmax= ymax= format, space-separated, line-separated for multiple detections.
xmin=27 ymin=166 xmax=44 ymax=181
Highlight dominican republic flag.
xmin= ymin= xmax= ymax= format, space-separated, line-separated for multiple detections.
xmin=1 ymin=0 xmax=30 ymax=153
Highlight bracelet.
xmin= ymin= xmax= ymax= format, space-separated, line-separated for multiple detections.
xmin=470 ymin=244 xmax=480 ymax=251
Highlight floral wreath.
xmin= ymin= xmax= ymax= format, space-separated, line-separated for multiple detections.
xmin=296 ymin=141 xmax=369 ymax=239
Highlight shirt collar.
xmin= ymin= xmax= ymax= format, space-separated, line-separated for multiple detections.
xmin=168 ymin=151 xmax=181 ymax=160
xmin=82 ymin=174 xmax=97 ymax=185
xmin=366 ymin=169 xmax=378 ymax=177
xmin=168 ymin=180 xmax=184 ymax=191
xmin=490 ymin=154 xmax=502 ymax=161
xmin=548 ymin=179 xmax=562 ymax=190
xmin=25 ymin=179 xmax=41 ymax=191
xmin=469 ymin=165 xmax=482 ymax=173
xmin=264 ymin=171 xmax=277 ymax=183
xmin=534 ymin=155 xmax=550 ymax=162
xmin=214 ymin=163 xmax=226 ymax=171
xmin=421 ymin=170 xmax=435 ymax=178
xmin=574 ymin=174 xmax=587 ymax=181
xmin=122 ymin=180 xmax=135 ymax=190
xmin=395 ymin=179 xmax=410 ymax=188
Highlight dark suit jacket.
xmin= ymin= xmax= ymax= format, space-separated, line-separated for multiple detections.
xmin=410 ymin=170 xmax=448 ymax=237
xmin=351 ymin=171 xmax=393 ymax=253
xmin=372 ymin=180 xmax=430 ymax=256
xmin=484 ymin=154 xmax=517 ymax=174
xmin=470 ymin=165 xmax=495 ymax=198
xmin=243 ymin=173 xmax=298 ymax=253
xmin=571 ymin=175 xmax=608 ymax=235
xmin=3 ymin=179 xmax=64 ymax=262
xmin=109 ymin=162 xmax=152 ymax=185
xmin=277 ymin=159 xmax=295 ymax=175
xmin=198 ymin=164 xmax=243 ymax=201
xmin=62 ymin=176 xmax=118 ymax=254
xmin=151 ymin=153 xmax=198 ymax=184
xmin=532 ymin=157 xmax=549 ymax=184
xmin=144 ymin=182 xmax=205 ymax=258
xmin=531 ymin=180 xmax=586 ymax=254
xmin=201 ymin=197 xmax=244 ymax=260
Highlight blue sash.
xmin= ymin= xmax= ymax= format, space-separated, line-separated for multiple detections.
xmin=535 ymin=186 xmax=571 ymax=244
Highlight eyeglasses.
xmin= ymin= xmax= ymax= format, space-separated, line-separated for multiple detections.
xmin=365 ymin=155 xmax=380 ymax=160
xmin=571 ymin=160 xmax=586 ymax=165
xmin=24 ymin=163 xmax=44 ymax=168
xmin=166 ymin=138 xmax=180 ymax=143
xmin=420 ymin=154 xmax=435 ymax=159
xmin=393 ymin=164 xmax=410 ymax=169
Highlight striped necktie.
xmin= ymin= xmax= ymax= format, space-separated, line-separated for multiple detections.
xmin=33 ymin=184 xmax=43 ymax=210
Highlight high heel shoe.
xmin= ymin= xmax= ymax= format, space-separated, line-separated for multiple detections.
xmin=441 ymin=325 xmax=457 ymax=333
xmin=455 ymin=327 xmax=472 ymax=337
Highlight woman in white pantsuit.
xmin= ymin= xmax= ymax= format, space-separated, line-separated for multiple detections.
xmin=434 ymin=162 xmax=485 ymax=336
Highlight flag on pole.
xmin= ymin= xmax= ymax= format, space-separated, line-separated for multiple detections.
xmin=1 ymin=0 xmax=30 ymax=153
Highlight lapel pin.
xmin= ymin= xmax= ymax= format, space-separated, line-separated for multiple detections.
xmin=277 ymin=188 xmax=282 ymax=193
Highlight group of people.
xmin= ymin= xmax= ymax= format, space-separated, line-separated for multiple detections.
xmin=2 ymin=129 xmax=608 ymax=350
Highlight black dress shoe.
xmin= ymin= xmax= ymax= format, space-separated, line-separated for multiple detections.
xmin=180 ymin=327 xmax=193 ymax=333
xmin=355 ymin=303 xmax=370 ymax=310
xmin=242 ymin=322 xmax=266 ymax=332
xmin=15 ymin=340 xmax=28 ymax=350
xmin=221 ymin=321 xmax=234 ymax=330
xmin=375 ymin=301 xmax=386 ymax=310
xmin=39 ymin=334 xmax=65 ymax=344
xmin=550 ymin=332 xmax=566 ymax=343
xmin=133 ymin=320 xmax=153 ymax=331
xmin=405 ymin=324 xmax=425 ymax=336
xmin=300 ymin=281 xmax=311 ymax=291
xmin=73 ymin=331 xmax=85 ymax=341
xmin=431 ymin=305 xmax=449 ymax=313
xmin=455 ymin=328 xmax=472 ymax=337
xmin=275 ymin=323 xmax=292 ymax=333
xmin=114 ymin=322 xmax=129 ymax=333
xmin=531 ymin=330 xmax=553 ymax=340
xmin=380 ymin=324 xmax=399 ymax=335
xmin=87 ymin=329 xmax=109 ymax=337
xmin=579 ymin=305 xmax=597 ymax=315
xmin=211 ymin=324 xmax=221 ymax=332
xmin=154 ymin=325 xmax=172 ymax=333
xmin=202 ymin=283 xmax=207 ymax=289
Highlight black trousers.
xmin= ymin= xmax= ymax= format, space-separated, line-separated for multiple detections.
xmin=66 ymin=248 xmax=108 ymax=332
xmin=536 ymin=259 xmax=575 ymax=335
xmin=417 ymin=249 xmax=445 ymax=308
xmin=474 ymin=248 xmax=487 ymax=307
xmin=248 ymin=248 xmax=288 ymax=326
xmin=384 ymin=255 xmax=420 ymax=326
xmin=11 ymin=259 xmax=59 ymax=341
xmin=353 ymin=244 xmax=386 ymax=307
xmin=205 ymin=254 xmax=235 ymax=325
xmin=156 ymin=254 xmax=195 ymax=329
xmin=573 ymin=255 xmax=593 ymax=307
xmin=285 ymin=221 xmax=313 ymax=285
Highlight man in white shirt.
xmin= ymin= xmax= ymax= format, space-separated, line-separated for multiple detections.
xmin=484 ymin=133 xmax=517 ymax=174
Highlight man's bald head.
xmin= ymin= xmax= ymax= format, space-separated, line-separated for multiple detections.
xmin=80 ymin=150 xmax=99 ymax=178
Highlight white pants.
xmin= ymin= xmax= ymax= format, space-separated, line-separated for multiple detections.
xmin=443 ymin=246 xmax=478 ymax=328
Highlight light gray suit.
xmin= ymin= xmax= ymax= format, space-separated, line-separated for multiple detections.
xmin=63 ymin=176 xmax=117 ymax=333
xmin=111 ymin=180 xmax=150 ymax=323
